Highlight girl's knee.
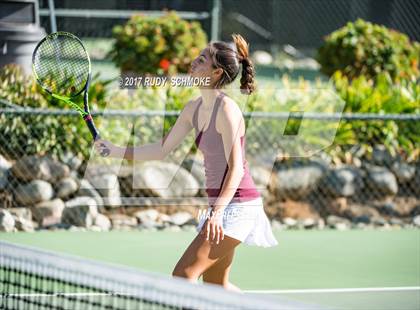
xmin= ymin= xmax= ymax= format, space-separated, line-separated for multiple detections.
xmin=172 ymin=267 xmax=199 ymax=282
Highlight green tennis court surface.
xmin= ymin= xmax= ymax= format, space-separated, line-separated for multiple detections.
xmin=1 ymin=229 xmax=419 ymax=309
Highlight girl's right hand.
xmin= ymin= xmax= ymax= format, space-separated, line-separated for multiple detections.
xmin=94 ymin=139 xmax=115 ymax=157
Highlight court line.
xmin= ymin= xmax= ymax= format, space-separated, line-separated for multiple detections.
xmin=244 ymin=286 xmax=420 ymax=294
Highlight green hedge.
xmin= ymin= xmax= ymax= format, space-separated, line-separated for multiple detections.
xmin=0 ymin=65 xmax=110 ymax=160
xmin=317 ymin=19 xmax=420 ymax=83
xmin=109 ymin=11 xmax=207 ymax=75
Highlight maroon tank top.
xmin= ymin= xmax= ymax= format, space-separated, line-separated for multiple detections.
xmin=192 ymin=92 xmax=261 ymax=206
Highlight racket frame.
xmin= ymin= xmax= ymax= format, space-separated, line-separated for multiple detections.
xmin=32 ymin=31 xmax=109 ymax=156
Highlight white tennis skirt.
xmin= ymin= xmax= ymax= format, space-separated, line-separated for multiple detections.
xmin=196 ymin=197 xmax=278 ymax=247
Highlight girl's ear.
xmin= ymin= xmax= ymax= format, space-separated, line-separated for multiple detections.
xmin=212 ymin=67 xmax=223 ymax=79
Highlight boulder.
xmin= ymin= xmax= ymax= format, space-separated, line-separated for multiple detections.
xmin=11 ymin=155 xmax=69 ymax=182
xmin=273 ymin=161 xmax=326 ymax=200
xmin=365 ymin=165 xmax=398 ymax=196
xmin=77 ymin=179 xmax=104 ymax=208
xmin=0 ymin=209 xmax=15 ymax=232
xmin=8 ymin=207 xmax=32 ymax=221
xmin=31 ymin=199 xmax=65 ymax=226
xmin=320 ymin=166 xmax=361 ymax=197
xmin=132 ymin=162 xmax=199 ymax=198
xmin=93 ymin=214 xmax=111 ymax=231
xmin=62 ymin=197 xmax=98 ymax=227
xmin=391 ymin=161 xmax=416 ymax=183
xmin=56 ymin=177 xmax=79 ymax=199
xmin=108 ymin=214 xmax=137 ymax=228
xmin=89 ymin=174 xmax=121 ymax=207
xmin=14 ymin=180 xmax=54 ymax=205
xmin=169 ymin=211 xmax=195 ymax=226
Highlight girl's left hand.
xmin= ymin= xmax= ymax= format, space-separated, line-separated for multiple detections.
xmin=202 ymin=208 xmax=225 ymax=244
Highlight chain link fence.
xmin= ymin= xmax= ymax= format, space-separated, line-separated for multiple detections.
xmin=38 ymin=0 xmax=420 ymax=52
xmin=1 ymin=107 xmax=419 ymax=231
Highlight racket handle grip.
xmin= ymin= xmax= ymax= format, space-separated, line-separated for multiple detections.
xmin=83 ymin=114 xmax=110 ymax=157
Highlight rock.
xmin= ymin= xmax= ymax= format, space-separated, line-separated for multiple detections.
xmin=391 ymin=161 xmax=416 ymax=183
xmin=0 ymin=170 xmax=8 ymax=191
xmin=138 ymin=221 xmax=162 ymax=230
xmin=182 ymin=156 xmax=206 ymax=195
xmin=0 ymin=209 xmax=15 ymax=232
xmin=282 ymin=217 xmax=297 ymax=228
xmin=379 ymin=201 xmax=397 ymax=216
xmin=8 ymin=207 xmax=32 ymax=221
xmin=11 ymin=155 xmax=69 ymax=182
xmin=163 ymin=225 xmax=182 ymax=232
xmin=365 ymin=165 xmax=398 ymax=196
xmin=89 ymin=174 xmax=121 ymax=207
xmin=324 ymin=197 xmax=348 ymax=216
xmin=0 ymin=154 xmax=12 ymax=171
xmin=93 ymin=214 xmax=111 ymax=231
xmin=108 ymin=214 xmax=137 ymax=228
xmin=0 ymin=155 xmax=11 ymax=191
xmin=413 ymin=215 xmax=420 ymax=227
xmin=14 ymin=216 xmax=34 ymax=232
xmin=68 ymin=226 xmax=86 ymax=232
xmin=11 ymin=155 xmax=50 ymax=181
xmin=62 ymin=197 xmax=99 ymax=227
xmin=389 ymin=218 xmax=404 ymax=226
xmin=134 ymin=209 xmax=159 ymax=223
xmin=273 ymin=161 xmax=326 ymax=200
xmin=372 ymin=217 xmax=387 ymax=226
xmin=158 ymin=213 xmax=171 ymax=223
xmin=0 ymin=190 xmax=13 ymax=209
xmin=31 ymin=199 xmax=65 ymax=226
xmin=138 ymin=226 xmax=158 ymax=232
xmin=372 ymin=145 xmax=393 ymax=165
xmin=301 ymin=218 xmax=316 ymax=229
xmin=320 ymin=166 xmax=361 ymax=197
xmin=353 ymin=215 xmax=371 ymax=224
xmin=132 ymin=161 xmax=200 ymax=198
xmin=182 ymin=224 xmax=197 ymax=232
xmin=317 ymin=218 xmax=325 ymax=230
xmin=48 ymin=159 xmax=71 ymax=182
xmin=170 ymin=212 xmax=198 ymax=226
xmin=326 ymin=215 xmax=351 ymax=228
xmin=169 ymin=212 xmax=194 ymax=226
xmin=249 ymin=165 xmax=272 ymax=190
xmin=376 ymin=197 xmax=419 ymax=217
xmin=344 ymin=204 xmax=380 ymax=223
xmin=77 ymin=179 xmax=104 ymax=208
xmin=56 ymin=177 xmax=79 ymax=199
xmin=279 ymin=200 xmax=320 ymax=220
xmin=414 ymin=165 xmax=420 ymax=196
xmin=60 ymin=152 xmax=82 ymax=170
xmin=271 ymin=219 xmax=283 ymax=230
xmin=355 ymin=222 xmax=368 ymax=230
xmin=14 ymin=180 xmax=54 ymax=205
xmin=335 ymin=222 xmax=349 ymax=231
xmin=89 ymin=226 xmax=103 ymax=232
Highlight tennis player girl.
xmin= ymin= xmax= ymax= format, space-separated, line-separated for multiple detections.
xmin=95 ymin=34 xmax=278 ymax=292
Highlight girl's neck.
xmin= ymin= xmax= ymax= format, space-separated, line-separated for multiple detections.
xmin=199 ymin=89 xmax=222 ymax=109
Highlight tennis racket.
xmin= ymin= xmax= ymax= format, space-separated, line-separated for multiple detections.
xmin=32 ymin=31 xmax=110 ymax=157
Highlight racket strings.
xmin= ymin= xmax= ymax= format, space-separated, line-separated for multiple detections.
xmin=33 ymin=34 xmax=90 ymax=97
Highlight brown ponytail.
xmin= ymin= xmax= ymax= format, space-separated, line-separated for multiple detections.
xmin=232 ymin=34 xmax=256 ymax=94
xmin=208 ymin=34 xmax=256 ymax=94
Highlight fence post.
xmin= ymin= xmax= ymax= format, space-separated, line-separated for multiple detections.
xmin=211 ymin=0 xmax=221 ymax=41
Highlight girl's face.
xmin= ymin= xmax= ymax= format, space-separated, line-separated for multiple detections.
xmin=189 ymin=47 xmax=223 ymax=87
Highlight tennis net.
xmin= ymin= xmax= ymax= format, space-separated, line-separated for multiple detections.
xmin=0 ymin=241 xmax=321 ymax=310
